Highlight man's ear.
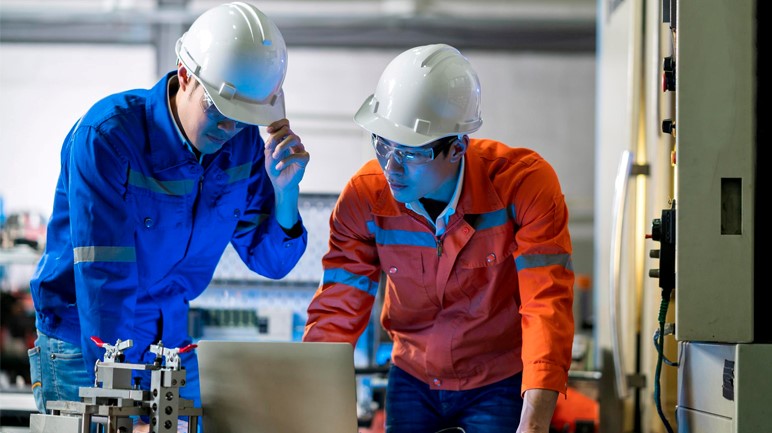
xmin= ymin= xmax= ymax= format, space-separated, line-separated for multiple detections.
xmin=177 ymin=63 xmax=193 ymax=91
xmin=450 ymin=135 xmax=469 ymax=163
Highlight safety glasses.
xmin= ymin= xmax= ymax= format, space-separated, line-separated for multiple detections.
xmin=197 ymin=79 xmax=250 ymax=129
xmin=371 ymin=135 xmax=457 ymax=165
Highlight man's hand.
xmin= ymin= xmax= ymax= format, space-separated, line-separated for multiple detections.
xmin=264 ymin=118 xmax=310 ymax=230
xmin=264 ymin=119 xmax=310 ymax=194
xmin=516 ymin=388 xmax=558 ymax=433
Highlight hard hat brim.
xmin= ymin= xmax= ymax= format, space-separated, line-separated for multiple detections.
xmin=354 ymin=95 xmax=436 ymax=147
xmin=353 ymin=94 xmax=481 ymax=147
xmin=204 ymin=83 xmax=287 ymax=126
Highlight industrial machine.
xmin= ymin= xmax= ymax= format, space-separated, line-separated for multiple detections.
xmin=598 ymin=0 xmax=770 ymax=431
xmin=29 ymin=338 xmax=201 ymax=433
xmin=649 ymin=0 xmax=771 ymax=432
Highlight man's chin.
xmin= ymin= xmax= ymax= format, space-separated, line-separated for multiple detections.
xmin=390 ymin=189 xmax=415 ymax=204
xmin=198 ymin=140 xmax=225 ymax=154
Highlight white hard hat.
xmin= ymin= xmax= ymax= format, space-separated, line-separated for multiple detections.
xmin=354 ymin=44 xmax=483 ymax=147
xmin=176 ymin=2 xmax=287 ymax=126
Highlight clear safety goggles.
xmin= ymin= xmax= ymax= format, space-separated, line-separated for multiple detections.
xmin=371 ymin=134 xmax=457 ymax=165
xmin=197 ymin=79 xmax=250 ymax=129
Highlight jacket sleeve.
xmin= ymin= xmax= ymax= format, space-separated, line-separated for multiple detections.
xmin=511 ymin=157 xmax=575 ymax=396
xmin=68 ymin=124 xmax=141 ymax=372
xmin=229 ymin=132 xmax=308 ymax=279
xmin=302 ymin=179 xmax=380 ymax=345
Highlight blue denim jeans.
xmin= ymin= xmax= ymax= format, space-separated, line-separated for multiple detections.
xmin=27 ymin=330 xmax=92 ymax=414
xmin=385 ymin=365 xmax=523 ymax=433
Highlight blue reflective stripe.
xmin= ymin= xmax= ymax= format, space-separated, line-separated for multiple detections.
xmin=475 ymin=208 xmax=510 ymax=230
xmin=323 ymin=268 xmax=378 ymax=296
xmin=366 ymin=221 xmax=436 ymax=248
xmin=73 ymin=246 xmax=136 ymax=264
xmin=516 ymin=253 xmax=573 ymax=271
xmin=235 ymin=213 xmax=269 ymax=234
xmin=225 ymin=163 xmax=251 ymax=183
xmin=128 ymin=170 xmax=195 ymax=196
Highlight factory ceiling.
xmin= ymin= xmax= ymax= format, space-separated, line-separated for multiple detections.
xmin=0 ymin=0 xmax=596 ymax=52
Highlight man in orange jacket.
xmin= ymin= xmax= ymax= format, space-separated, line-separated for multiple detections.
xmin=303 ymin=44 xmax=574 ymax=433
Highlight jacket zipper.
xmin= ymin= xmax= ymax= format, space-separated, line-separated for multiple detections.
xmin=183 ymin=173 xmax=204 ymax=254
xmin=435 ymin=217 xmax=466 ymax=258
xmin=405 ymin=209 xmax=460 ymax=258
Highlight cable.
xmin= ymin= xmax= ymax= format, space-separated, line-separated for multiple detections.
xmin=652 ymin=326 xmax=679 ymax=367
xmin=653 ymin=289 xmax=675 ymax=433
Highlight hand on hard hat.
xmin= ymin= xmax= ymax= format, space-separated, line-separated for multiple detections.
xmin=264 ymin=119 xmax=310 ymax=194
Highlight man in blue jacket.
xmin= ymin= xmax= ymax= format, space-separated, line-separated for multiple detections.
xmin=27 ymin=1 xmax=309 ymax=418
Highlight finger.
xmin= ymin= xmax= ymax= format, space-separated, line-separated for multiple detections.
xmin=266 ymin=118 xmax=289 ymax=134
xmin=266 ymin=128 xmax=295 ymax=154
xmin=274 ymin=151 xmax=310 ymax=171
xmin=265 ymin=129 xmax=288 ymax=151
xmin=265 ymin=136 xmax=289 ymax=161
xmin=272 ymin=134 xmax=302 ymax=159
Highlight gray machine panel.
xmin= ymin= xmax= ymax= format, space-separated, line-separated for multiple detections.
xmin=677 ymin=342 xmax=735 ymax=418
xmin=676 ymin=407 xmax=733 ymax=433
xmin=677 ymin=342 xmax=772 ymax=433
xmin=675 ymin=0 xmax=755 ymax=342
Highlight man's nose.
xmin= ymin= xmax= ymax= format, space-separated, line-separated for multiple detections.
xmin=382 ymin=151 xmax=404 ymax=173
xmin=218 ymin=119 xmax=239 ymax=132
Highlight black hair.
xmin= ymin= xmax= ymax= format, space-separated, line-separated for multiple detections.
xmin=432 ymin=135 xmax=461 ymax=157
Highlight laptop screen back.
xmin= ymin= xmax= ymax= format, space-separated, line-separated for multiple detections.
xmin=197 ymin=340 xmax=359 ymax=433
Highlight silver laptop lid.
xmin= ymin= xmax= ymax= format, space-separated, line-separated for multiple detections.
xmin=197 ymin=340 xmax=359 ymax=433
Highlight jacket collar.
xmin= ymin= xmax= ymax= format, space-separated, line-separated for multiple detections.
xmin=455 ymin=144 xmax=506 ymax=215
xmin=147 ymin=71 xmax=232 ymax=173
xmin=371 ymin=142 xmax=506 ymax=218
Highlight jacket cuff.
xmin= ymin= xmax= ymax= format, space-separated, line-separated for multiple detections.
xmin=521 ymin=361 xmax=570 ymax=397
xmin=279 ymin=219 xmax=304 ymax=239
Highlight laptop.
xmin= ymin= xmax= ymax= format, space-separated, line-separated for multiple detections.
xmin=196 ymin=340 xmax=359 ymax=433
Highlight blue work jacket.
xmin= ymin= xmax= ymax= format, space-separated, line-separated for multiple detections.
xmin=29 ymin=72 xmax=307 ymax=402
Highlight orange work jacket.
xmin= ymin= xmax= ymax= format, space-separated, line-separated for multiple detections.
xmin=304 ymin=139 xmax=574 ymax=395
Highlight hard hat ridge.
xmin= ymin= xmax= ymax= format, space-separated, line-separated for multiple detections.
xmin=230 ymin=2 xmax=270 ymax=44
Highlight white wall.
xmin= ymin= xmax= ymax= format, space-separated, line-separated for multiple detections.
xmin=0 ymin=44 xmax=595 ymax=244
xmin=0 ymin=44 xmax=157 ymax=217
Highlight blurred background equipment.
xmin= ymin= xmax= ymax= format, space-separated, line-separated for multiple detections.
xmin=0 ymin=291 xmax=35 ymax=386
xmin=1 ymin=211 xmax=47 ymax=251
xmin=0 ymin=215 xmax=42 ymax=428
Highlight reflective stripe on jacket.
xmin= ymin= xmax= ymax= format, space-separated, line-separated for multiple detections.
xmin=30 ymin=72 xmax=308 ymax=390
xmin=304 ymin=139 xmax=573 ymax=395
